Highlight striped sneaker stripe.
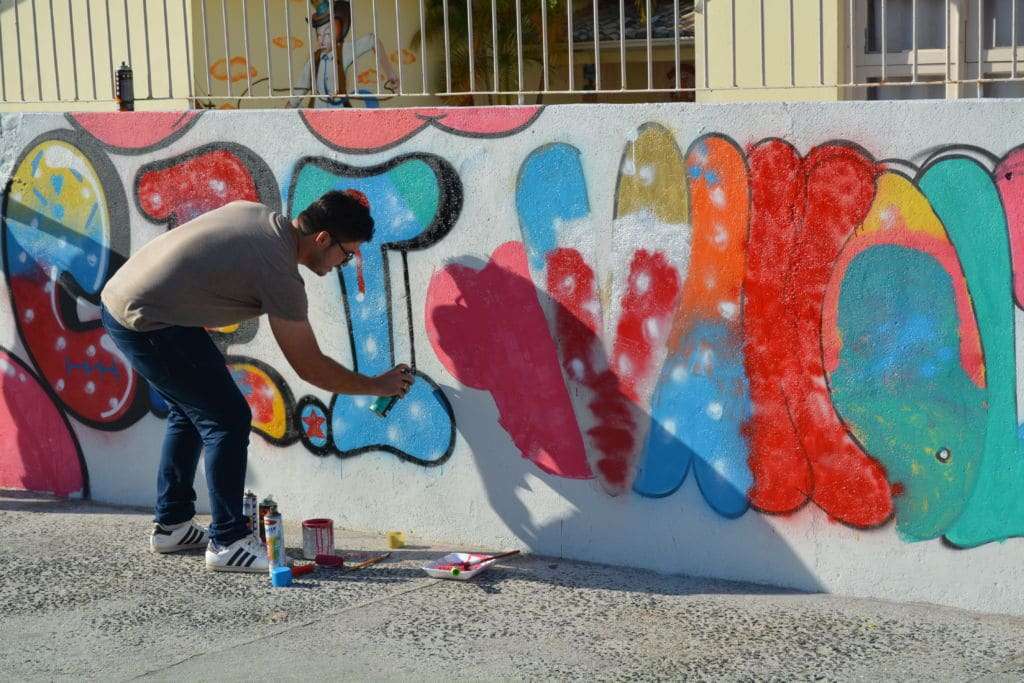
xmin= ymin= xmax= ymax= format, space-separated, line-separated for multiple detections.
xmin=227 ymin=548 xmax=245 ymax=566
xmin=181 ymin=528 xmax=196 ymax=545
xmin=244 ymin=554 xmax=257 ymax=568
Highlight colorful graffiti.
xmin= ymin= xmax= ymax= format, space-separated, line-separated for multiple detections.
xmin=4 ymin=109 xmax=1024 ymax=552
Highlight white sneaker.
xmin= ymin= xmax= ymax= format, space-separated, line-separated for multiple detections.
xmin=149 ymin=520 xmax=209 ymax=554
xmin=205 ymin=535 xmax=269 ymax=573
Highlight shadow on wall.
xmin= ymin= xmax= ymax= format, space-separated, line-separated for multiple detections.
xmin=430 ymin=254 xmax=825 ymax=594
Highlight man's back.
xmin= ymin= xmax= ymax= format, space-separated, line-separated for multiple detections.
xmin=101 ymin=201 xmax=307 ymax=332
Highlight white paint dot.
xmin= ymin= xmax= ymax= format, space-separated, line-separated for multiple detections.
xmin=706 ymin=401 xmax=724 ymax=420
xmin=364 ymin=337 xmax=378 ymax=356
xmin=710 ymin=186 xmax=727 ymax=208
xmin=353 ymin=397 xmax=369 ymax=408
xmin=634 ymin=272 xmax=651 ymax=294
xmin=18 ymin=373 xmax=27 ymax=383
xmin=23 ymin=309 xmax=34 ymax=323
xmin=85 ymin=381 xmax=96 ymax=395
xmin=561 ymin=275 xmax=576 ymax=292
xmin=18 ymin=251 xmax=27 ymax=263
xmin=86 ymin=254 xmax=98 ymax=267
xmin=671 ymin=364 xmax=688 ymax=382
xmin=718 ymin=302 xmax=739 ymax=321
xmin=409 ymin=402 xmax=424 ymax=419
xmin=0 ymin=360 xmax=13 ymax=377
xmin=569 ymin=358 xmax=586 ymax=380
xmin=86 ymin=345 xmax=96 ymax=357
xmin=617 ymin=354 xmax=633 ymax=376
xmin=621 ymin=159 xmax=636 ymax=176
xmin=704 ymin=275 xmax=717 ymax=290
xmin=582 ymin=299 xmax=601 ymax=320
xmin=663 ymin=419 xmax=677 ymax=437
xmin=108 ymin=397 xmax=119 ymax=409
xmin=713 ymin=224 xmax=728 ymax=247
xmin=643 ymin=317 xmax=661 ymax=342
xmin=81 ymin=187 xmax=92 ymax=200
xmin=150 ymin=193 xmax=162 ymax=207
xmin=638 ymin=165 xmax=655 ymax=185
xmin=387 ymin=426 xmax=400 ymax=441
xmin=355 ymin=292 xmax=366 ymax=303
xmin=55 ymin=337 xmax=66 ymax=351
xmin=209 ymin=179 xmax=227 ymax=195
xmin=56 ymin=378 xmax=66 ymax=392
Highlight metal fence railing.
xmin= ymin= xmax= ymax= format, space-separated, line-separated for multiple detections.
xmin=0 ymin=0 xmax=1022 ymax=110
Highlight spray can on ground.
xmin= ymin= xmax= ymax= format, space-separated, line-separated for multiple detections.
xmin=242 ymin=490 xmax=258 ymax=537
xmin=264 ymin=509 xmax=287 ymax=570
xmin=258 ymin=494 xmax=277 ymax=542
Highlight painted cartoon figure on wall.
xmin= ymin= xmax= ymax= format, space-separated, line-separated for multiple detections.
xmin=286 ymin=0 xmax=399 ymax=109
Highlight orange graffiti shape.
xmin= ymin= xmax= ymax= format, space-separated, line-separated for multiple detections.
xmin=273 ymin=35 xmax=304 ymax=50
xmin=210 ymin=57 xmax=258 ymax=83
xmin=356 ymin=69 xmax=377 ymax=86
xmin=389 ymin=49 xmax=417 ymax=65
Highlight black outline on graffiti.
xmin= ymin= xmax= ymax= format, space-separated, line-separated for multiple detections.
xmin=1 ymin=128 xmax=151 ymax=431
xmin=64 ymin=111 xmax=204 ymax=156
xmin=287 ymin=153 xmax=462 ymax=466
xmin=0 ymin=346 xmax=90 ymax=498
xmin=298 ymin=106 xmax=545 ymax=155
xmin=132 ymin=142 xmax=282 ymax=230
xmin=295 ymin=395 xmax=333 ymax=456
xmin=225 ymin=354 xmax=300 ymax=447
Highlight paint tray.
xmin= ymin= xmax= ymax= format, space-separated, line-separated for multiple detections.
xmin=422 ymin=552 xmax=496 ymax=581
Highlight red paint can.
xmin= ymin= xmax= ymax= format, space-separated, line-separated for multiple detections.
xmin=302 ymin=518 xmax=334 ymax=560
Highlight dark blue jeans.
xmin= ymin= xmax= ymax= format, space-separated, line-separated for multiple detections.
xmin=101 ymin=306 xmax=252 ymax=546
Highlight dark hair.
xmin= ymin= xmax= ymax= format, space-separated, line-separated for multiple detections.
xmin=297 ymin=189 xmax=374 ymax=244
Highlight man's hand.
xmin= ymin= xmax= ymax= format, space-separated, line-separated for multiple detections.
xmin=371 ymin=364 xmax=413 ymax=397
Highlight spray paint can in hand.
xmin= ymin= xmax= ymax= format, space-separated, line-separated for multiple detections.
xmin=258 ymin=494 xmax=277 ymax=542
xmin=264 ymin=509 xmax=287 ymax=570
xmin=369 ymin=367 xmax=412 ymax=418
xmin=242 ymin=491 xmax=258 ymax=537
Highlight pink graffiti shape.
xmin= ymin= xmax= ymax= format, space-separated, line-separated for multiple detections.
xmin=301 ymin=107 xmax=543 ymax=153
xmin=996 ymin=148 xmax=1024 ymax=308
xmin=425 ymin=241 xmax=591 ymax=479
xmin=0 ymin=350 xmax=84 ymax=497
xmin=68 ymin=112 xmax=201 ymax=151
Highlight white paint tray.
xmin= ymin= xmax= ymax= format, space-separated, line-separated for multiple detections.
xmin=421 ymin=552 xmax=496 ymax=581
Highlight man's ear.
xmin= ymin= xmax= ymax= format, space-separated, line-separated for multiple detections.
xmin=314 ymin=230 xmax=332 ymax=247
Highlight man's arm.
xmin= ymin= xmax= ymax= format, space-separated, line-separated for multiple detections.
xmin=269 ymin=316 xmax=411 ymax=396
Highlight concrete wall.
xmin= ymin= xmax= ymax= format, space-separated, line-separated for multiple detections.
xmin=3 ymin=100 xmax=1024 ymax=616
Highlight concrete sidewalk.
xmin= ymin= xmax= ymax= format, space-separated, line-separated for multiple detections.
xmin=1 ymin=491 xmax=1022 ymax=681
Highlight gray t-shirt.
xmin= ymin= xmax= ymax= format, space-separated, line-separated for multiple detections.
xmin=102 ymin=201 xmax=308 ymax=331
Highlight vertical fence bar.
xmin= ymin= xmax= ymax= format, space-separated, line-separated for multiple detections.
xmin=221 ymin=0 xmax=231 ymax=98
xmin=48 ymin=0 xmax=62 ymax=100
xmin=442 ymin=0 xmax=451 ymax=91
xmin=912 ymin=0 xmax=918 ymax=83
xmin=515 ymin=0 xmax=524 ymax=94
xmin=328 ymin=0 xmax=340 ymax=95
xmin=978 ymin=0 xmax=983 ymax=97
xmin=347 ymin=0 xmax=356 ymax=96
xmin=162 ymin=0 xmax=173 ymax=98
xmin=105 ymin=0 xmax=114 ymax=96
xmin=68 ymin=0 xmax=79 ymax=100
xmin=283 ymin=0 xmax=294 ymax=96
xmin=701 ymin=0 xmax=708 ymax=89
xmin=241 ymin=0 xmax=253 ymax=95
xmin=567 ymin=0 xmax=574 ymax=90
xmin=848 ymin=0 xmax=853 ymax=87
xmin=542 ymin=0 xmax=550 ymax=91
xmin=491 ymin=0 xmax=498 ymax=93
xmin=86 ymin=0 xmax=98 ymax=99
xmin=370 ymin=0 xmax=382 ymax=93
xmin=123 ymin=0 xmax=132 ymax=67
xmin=31 ymin=0 xmax=43 ymax=101
xmin=759 ymin=0 xmax=765 ymax=86
xmin=263 ymin=0 xmax=272 ymax=97
xmin=1013 ymin=0 xmax=1018 ymax=80
xmin=182 ymin=0 xmax=193 ymax=100
xmin=945 ymin=0 xmax=950 ymax=86
xmin=646 ymin=0 xmax=652 ymax=88
xmin=674 ymin=0 xmax=680 ymax=90
xmin=789 ymin=0 xmax=795 ymax=86
xmin=305 ymin=0 xmax=316 ymax=98
xmin=593 ymin=0 xmax=601 ymax=91
xmin=142 ymin=0 xmax=152 ymax=97
xmin=467 ymin=0 xmax=476 ymax=91
xmin=0 ymin=7 xmax=6 ymax=101
xmin=394 ymin=0 xmax=404 ymax=93
xmin=818 ymin=0 xmax=824 ymax=84
xmin=422 ymin=0 xmax=430 ymax=93
xmin=730 ymin=0 xmax=736 ymax=87
xmin=201 ymin=0 xmax=212 ymax=97
xmin=620 ymin=0 xmax=626 ymax=89
xmin=881 ymin=0 xmax=886 ymax=83
xmin=14 ymin=0 xmax=25 ymax=101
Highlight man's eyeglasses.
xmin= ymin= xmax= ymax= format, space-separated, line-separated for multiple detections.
xmin=336 ymin=241 xmax=356 ymax=266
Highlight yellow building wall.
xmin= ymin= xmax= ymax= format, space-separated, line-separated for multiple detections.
xmin=696 ymin=0 xmax=847 ymax=103
xmin=0 ymin=0 xmax=192 ymax=112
